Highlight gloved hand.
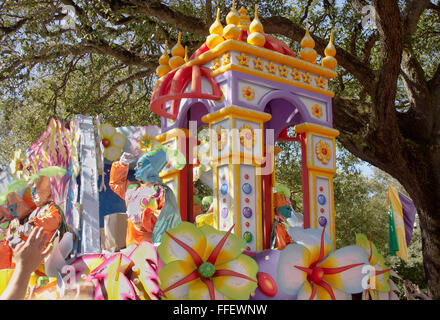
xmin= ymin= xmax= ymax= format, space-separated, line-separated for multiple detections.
xmin=119 ymin=152 xmax=136 ymax=165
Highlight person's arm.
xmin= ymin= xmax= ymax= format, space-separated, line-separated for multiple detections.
xmin=0 ymin=227 xmax=51 ymax=300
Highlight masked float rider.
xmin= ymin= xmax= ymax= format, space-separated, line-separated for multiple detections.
xmin=110 ymin=147 xmax=181 ymax=247
xmin=270 ymin=191 xmax=304 ymax=250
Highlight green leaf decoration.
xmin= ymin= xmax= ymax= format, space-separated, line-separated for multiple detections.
xmin=275 ymin=183 xmax=291 ymax=197
xmin=29 ymin=166 xmax=67 ymax=183
xmin=0 ymin=179 xmax=28 ymax=205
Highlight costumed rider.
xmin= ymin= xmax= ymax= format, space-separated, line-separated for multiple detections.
xmin=0 ymin=182 xmax=36 ymax=269
xmin=110 ymin=144 xmax=185 ymax=247
xmin=270 ymin=183 xmax=304 ymax=250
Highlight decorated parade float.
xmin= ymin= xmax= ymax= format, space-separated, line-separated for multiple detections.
xmin=0 ymin=3 xmax=407 ymax=300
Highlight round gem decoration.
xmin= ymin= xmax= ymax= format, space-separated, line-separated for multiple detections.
xmin=257 ymin=272 xmax=278 ymax=297
xmin=243 ymin=231 xmax=253 ymax=243
xmin=243 ymin=207 xmax=253 ymax=218
xmin=221 ymin=207 xmax=229 ymax=219
xmin=220 ymin=183 xmax=228 ymax=196
xmin=317 ymin=194 xmax=326 ymax=205
xmin=318 ymin=216 xmax=327 ymax=227
xmin=242 ymin=183 xmax=252 ymax=194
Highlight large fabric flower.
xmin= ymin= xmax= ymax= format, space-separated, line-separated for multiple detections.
xmin=157 ymin=222 xmax=258 ymax=300
xmin=277 ymin=227 xmax=369 ymax=300
xmin=129 ymin=126 xmax=161 ymax=157
xmin=9 ymin=149 xmax=30 ymax=179
xmin=67 ymin=242 xmax=161 ymax=300
xmin=99 ymin=123 xmax=126 ymax=162
xmin=356 ymin=233 xmax=392 ymax=300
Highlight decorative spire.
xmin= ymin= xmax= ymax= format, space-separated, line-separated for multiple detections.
xmin=321 ymin=30 xmax=338 ymax=70
xmin=209 ymin=7 xmax=224 ymax=35
xmin=247 ymin=4 xmax=266 ymax=47
xmin=299 ymin=23 xmax=318 ymax=64
xmin=156 ymin=40 xmax=172 ymax=77
xmin=226 ymin=0 xmax=240 ymax=25
xmin=223 ymin=0 xmax=241 ymax=40
xmin=238 ymin=6 xmax=250 ymax=31
xmin=169 ymin=32 xmax=185 ymax=69
xmin=206 ymin=8 xmax=225 ymax=49
xmin=184 ymin=46 xmax=189 ymax=63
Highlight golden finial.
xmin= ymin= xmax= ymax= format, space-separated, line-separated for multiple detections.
xmin=169 ymin=32 xmax=185 ymax=69
xmin=226 ymin=0 xmax=240 ymax=25
xmin=238 ymin=6 xmax=250 ymax=31
xmin=299 ymin=23 xmax=318 ymax=64
xmin=156 ymin=40 xmax=172 ymax=77
xmin=322 ymin=29 xmax=338 ymax=70
xmin=184 ymin=46 xmax=189 ymax=63
xmin=209 ymin=7 xmax=224 ymax=35
xmin=206 ymin=8 xmax=225 ymax=49
xmin=247 ymin=4 xmax=266 ymax=47
xmin=223 ymin=0 xmax=241 ymax=40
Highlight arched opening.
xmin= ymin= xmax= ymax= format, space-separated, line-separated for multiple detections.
xmin=179 ymin=101 xmax=212 ymax=223
xmin=261 ymin=97 xmax=307 ymax=249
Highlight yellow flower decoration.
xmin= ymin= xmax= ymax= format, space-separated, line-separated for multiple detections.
xmin=221 ymin=53 xmax=231 ymax=66
xmin=9 ymin=149 xmax=30 ymax=179
xmin=266 ymin=62 xmax=277 ymax=74
xmin=253 ymin=57 xmax=265 ymax=71
xmin=311 ymin=104 xmax=323 ymax=119
xmin=242 ymin=86 xmax=255 ymax=101
xmin=315 ymin=76 xmax=327 ymax=89
xmin=315 ymin=140 xmax=331 ymax=165
xmin=157 ymin=222 xmax=258 ymax=300
xmin=239 ymin=124 xmax=255 ymax=150
xmin=302 ymin=72 xmax=312 ymax=84
xmin=356 ymin=233 xmax=392 ymax=300
xmin=211 ymin=58 xmax=221 ymax=70
xmin=214 ymin=125 xmax=228 ymax=151
xmin=278 ymin=65 xmax=289 ymax=78
xmin=236 ymin=52 xmax=250 ymax=66
xmin=100 ymin=123 xmax=126 ymax=162
xmin=291 ymin=68 xmax=302 ymax=81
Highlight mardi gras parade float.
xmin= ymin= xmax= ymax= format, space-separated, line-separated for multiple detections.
xmin=0 ymin=3 xmax=412 ymax=300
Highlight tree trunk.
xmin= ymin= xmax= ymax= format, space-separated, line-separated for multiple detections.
xmin=418 ymin=206 xmax=440 ymax=299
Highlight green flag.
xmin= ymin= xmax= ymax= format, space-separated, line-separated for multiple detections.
xmin=388 ymin=203 xmax=400 ymax=256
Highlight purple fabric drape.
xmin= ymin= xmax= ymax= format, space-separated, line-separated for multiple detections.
xmin=398 ymin=192 xmax=417 ymax=246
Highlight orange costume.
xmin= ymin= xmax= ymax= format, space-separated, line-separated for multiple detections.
xmin=109 ymin=161 xmax=165 ymax=247
xmin=27 ymin=202 xmax=62 ymax=246
xmin=271 ymin=192 xmax=293 ymax=250
xmin=0 ymin=213 xmax=13 ymax=269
